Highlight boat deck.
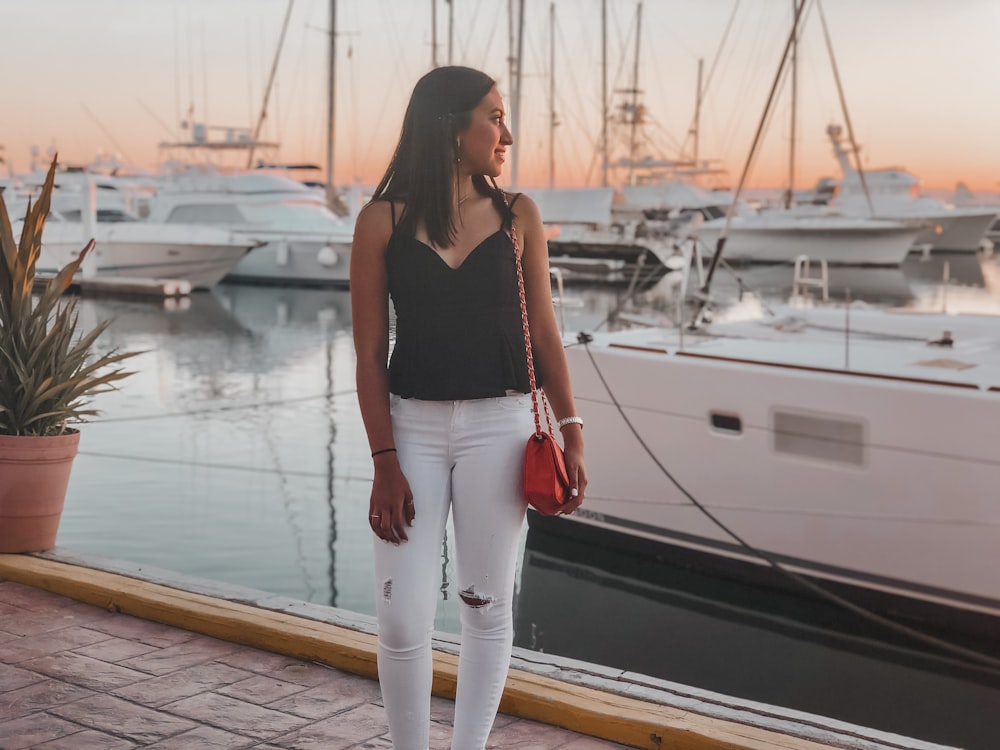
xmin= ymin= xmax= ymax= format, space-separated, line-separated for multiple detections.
xmin=584 ymin=305 xmax=1000 ymax=390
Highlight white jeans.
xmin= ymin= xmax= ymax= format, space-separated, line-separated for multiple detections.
xmin=374 ymin=393 xmax=532 ymax=750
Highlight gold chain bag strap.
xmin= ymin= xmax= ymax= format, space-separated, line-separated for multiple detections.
xmin=508 ymin=201 xmax=571 ymax=516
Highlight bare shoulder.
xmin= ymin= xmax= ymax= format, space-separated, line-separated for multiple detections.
xmin=356 ymin=199 xmax=396 ymax=233
xmin=353 ymin=199 xmax=396 ymax=253
xmin=505 ymin=191 xmax=542 ymax=226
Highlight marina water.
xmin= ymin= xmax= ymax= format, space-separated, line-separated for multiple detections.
xmin=59 ymin=252 xmax=1000 ymax=748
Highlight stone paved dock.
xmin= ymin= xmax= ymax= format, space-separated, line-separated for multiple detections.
xmin=0 ymin=579 xmax=623 ymax=749
xmin=0 ymin=552 xmax=951 ymax=750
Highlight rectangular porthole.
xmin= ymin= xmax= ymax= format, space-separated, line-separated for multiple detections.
xmin=772 ymin=410 xmax=866 ymax=466
xmin=710 ymin=412 xmax=743 ymax=434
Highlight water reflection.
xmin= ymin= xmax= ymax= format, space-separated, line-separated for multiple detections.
xmin=515 ymin=526 xmax=1000 ymax=750
xmin=62 ymin=285 xmax=366 ymax=613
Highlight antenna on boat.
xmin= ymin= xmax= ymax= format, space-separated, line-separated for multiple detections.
xmin=692 ymin=0 xmax=812 ymax=327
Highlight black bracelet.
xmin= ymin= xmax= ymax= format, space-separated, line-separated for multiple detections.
xmin=371 ymin=447 xmax=397 ymax=457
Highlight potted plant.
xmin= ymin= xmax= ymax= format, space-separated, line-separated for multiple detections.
xmin=0 ymin=157 xmax=138 ymax=553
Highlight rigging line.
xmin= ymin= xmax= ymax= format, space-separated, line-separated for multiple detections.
xmin=816 ymin=0 xmax=874 ymax=217
xmin=551 ymin=14 xmax=601 ymax=185
xmin=578 ymin=340 xmax=1000 ymax=672
xmin=78 ymin=450 xmax=331 ymax=479
xmin=79 ymin=104 xmax=134 ymax=165
xmin=90 ymin=388 xmax=359 ymax=424
xmin=678 ymin=0 xmax=741 ymax=158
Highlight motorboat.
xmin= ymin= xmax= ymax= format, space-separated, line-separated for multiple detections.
xmin=31 ymin=216 xmax=253 ymax=289
xmin=12 ymin=167 xmax=255 ymax=289
xmin=806 ymin=125 xmax=998 ymax=252
xmin=141 ymin=171 xmax=355 ymax=287
xmin=541 ymin=301 xmax=1000 ymax=642
xmin=9 ymin=188 xmax=253 ymax=289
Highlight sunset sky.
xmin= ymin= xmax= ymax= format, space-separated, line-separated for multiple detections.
xmin=3 ymin=0 xmax=998 ymax=194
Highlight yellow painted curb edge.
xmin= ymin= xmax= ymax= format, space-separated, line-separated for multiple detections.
xmin=0 ymin=553 xmax=838 ymax=750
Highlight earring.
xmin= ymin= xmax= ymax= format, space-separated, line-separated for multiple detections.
xmin=456 ymin=138 xmax=461 ymax=164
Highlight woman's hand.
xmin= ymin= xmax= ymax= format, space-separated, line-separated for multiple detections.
xmin=369 ymin=454 xmax=415 ymax=544
xmin=560 ymin=427 xmax=587 ymax=515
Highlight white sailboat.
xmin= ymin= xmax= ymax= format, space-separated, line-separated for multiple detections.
xmin=542 ymin=1 xmax=1000 ymax=650
xmin=549 ymin=305 xmax=1000 ymax=639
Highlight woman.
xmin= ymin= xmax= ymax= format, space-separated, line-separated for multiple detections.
xmin=350 ymin=65 xmax=587 ymax=750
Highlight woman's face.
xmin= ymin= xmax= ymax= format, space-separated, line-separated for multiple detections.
xmin=456 ymin=86 xmax=513 ymax=178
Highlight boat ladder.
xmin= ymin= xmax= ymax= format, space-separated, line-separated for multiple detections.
xmin=792 ymin=254 xmax=829 ymax=301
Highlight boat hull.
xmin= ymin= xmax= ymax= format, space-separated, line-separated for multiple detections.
xmin=36 ymin=224 xmax=251 ymax=289
xmin=911 ymin=209 xmax=998 ymax=252
xmin=695 ymin=220 xmax=921 ymax=265
xmin=557 ymin=332 xmax=1000 ymax=635
xmin=223 ymin=236 xmax=352 ymax=287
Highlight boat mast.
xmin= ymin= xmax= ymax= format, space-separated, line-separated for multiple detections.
xmin=549 ymin=2 xmax=557 ymax=189
xmin=785 ymin=0 xmax=799 ymax=209
xmin=431 ymin=0 xmax=439 ymax=67
xmin=692 ymin=58 xmax=703 ymax=174
xmin=509 ymin=0 xmax=525 ymax=188
xmin=447 ymin=0 xmax=454 ymax=65
xmin=325 ymin=0 xmax=337 ymax=207
xmin=600 ymin=0 xmax=609 ymax=187
xmin=627 ymin=2 xmax=643 ymax=186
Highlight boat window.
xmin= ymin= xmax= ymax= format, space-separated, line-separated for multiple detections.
xmin=248 ymin=202 xmax=345 ymax=228
xmin=166 ymin=204 xmax=248 ymax=224
xmin=710 ymin=412 xmax=742 ymax=434
xmin=772 ymin=410 xmax=865 ymax=466
xmin=57 ymin=209 xmax=135 ymax=223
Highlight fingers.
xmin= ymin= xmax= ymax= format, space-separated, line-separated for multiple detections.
xmin=404 ymin=491 xmax=416 ymax=527
xmin=369 ymin=495 xmax=415 ymax=544
xmin=560 ymin=464 xmax=588 ymax=515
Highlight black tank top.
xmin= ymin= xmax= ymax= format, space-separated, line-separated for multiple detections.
xmin=386 ymin=200 xmax=532 ymax=400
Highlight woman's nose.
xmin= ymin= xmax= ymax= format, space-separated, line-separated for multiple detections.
xmin=501 ymin=124 xmax=513 ymax=145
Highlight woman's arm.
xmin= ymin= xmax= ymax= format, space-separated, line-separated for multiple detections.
xmin=350 ymin=201 xmax=414 ymax=542
xmin=513 ymin=194 xmax=588 ymax=512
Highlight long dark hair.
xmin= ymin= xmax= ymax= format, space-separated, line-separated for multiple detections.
xmin=371 ymin=66 xmax=513 ymax=248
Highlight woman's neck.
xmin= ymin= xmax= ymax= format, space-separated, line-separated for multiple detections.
xmin=455 ymin=177 xmax=476 ymax=206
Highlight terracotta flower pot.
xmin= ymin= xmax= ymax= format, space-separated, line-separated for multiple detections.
xmin=0 ymin=431 xmax=81 ymax=553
